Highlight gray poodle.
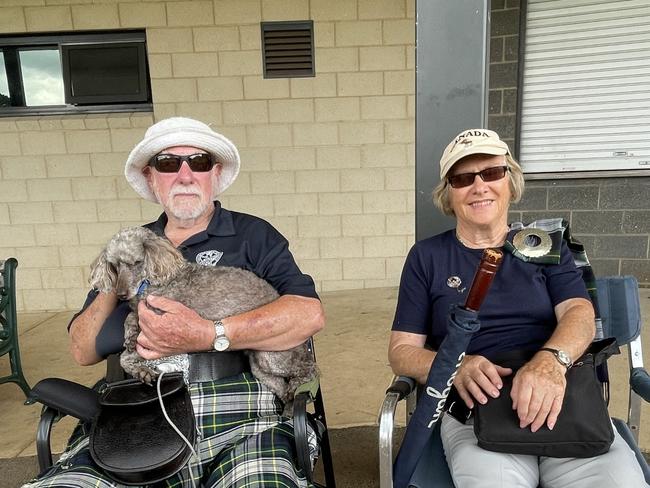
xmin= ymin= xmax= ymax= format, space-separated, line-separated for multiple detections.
xmin=89 ymin=226 xmax=318 ymax=413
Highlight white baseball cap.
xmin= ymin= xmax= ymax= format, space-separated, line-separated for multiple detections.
xmin=439 ymin=129 xmax=510 ymax=179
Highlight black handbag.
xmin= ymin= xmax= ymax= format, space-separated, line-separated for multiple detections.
xmin=89 ymin=372 xmax=196 ymax=485
xmin=473 ymin=338 xmax=619 ymax=458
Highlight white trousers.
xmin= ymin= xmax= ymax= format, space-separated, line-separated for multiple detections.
xmin=441 ymin=414 xmax=649 ymax=488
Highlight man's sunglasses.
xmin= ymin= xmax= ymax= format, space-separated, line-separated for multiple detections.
xmin=148 ymin=153 xmax=216 ymax=173
xmin=447 ymin=166 xmax=509 ymax=189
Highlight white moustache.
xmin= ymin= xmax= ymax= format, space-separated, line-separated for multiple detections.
xmin=169 ymin=186 xmax=201 ymax=197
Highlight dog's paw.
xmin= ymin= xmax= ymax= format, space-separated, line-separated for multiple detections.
xmin=134 ymin=365 xmax=158 ymax=384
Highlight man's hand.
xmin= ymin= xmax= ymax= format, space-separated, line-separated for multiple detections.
xmin=135 ymin=295 xmax=213 ymax=359
xmin=453 ymin=354 xmax=512 ymax=409
xmin=510 ymin=353 xmax=566 ymax=432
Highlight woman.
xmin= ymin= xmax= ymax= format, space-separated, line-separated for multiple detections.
xmin=388 ymin=129 xmax=647 ymax=487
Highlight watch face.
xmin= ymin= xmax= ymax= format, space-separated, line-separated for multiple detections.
xmin=557 ymin=350 xmax=571 ymax=366
xmin=214 ymin=336 xmax=230 ymax=352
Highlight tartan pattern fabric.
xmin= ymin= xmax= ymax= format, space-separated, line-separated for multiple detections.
xmin=23 ymin=373 xmax=318 ymax=488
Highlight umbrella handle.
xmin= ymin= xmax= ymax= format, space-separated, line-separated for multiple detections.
xmin=464 ymin=248 xmax=504 ymax=312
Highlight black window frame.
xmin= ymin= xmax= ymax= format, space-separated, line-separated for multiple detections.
xmin=0 ymin=30 xmax=152 ymax=117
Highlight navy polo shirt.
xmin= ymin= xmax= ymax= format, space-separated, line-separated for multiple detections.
xmin=392 ymin=229 xmax=590 ymax=357
xmin=71 ymin=201 xmax=318 ymax=358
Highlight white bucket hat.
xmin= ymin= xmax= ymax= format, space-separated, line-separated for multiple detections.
xmin=124 ymin=117 xmax=240 ymax=203
xmin=439 ymin=129 xmax=510 ymax=179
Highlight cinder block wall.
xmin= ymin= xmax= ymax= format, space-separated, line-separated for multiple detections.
xmin=489 ymin=0 xmax=650 ymax=285
xmin=0 ymin=0 xmax=416 ymax=311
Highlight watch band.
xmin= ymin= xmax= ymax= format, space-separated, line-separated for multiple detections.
xmin=539 ymin=347 xmax=572 ymax=369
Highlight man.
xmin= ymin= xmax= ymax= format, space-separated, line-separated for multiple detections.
xmin=26 ymin=117 xmax=325 ymax=488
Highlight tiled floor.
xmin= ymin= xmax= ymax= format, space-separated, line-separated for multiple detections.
xmin=1 ymin=286 xmax=650 ymax=465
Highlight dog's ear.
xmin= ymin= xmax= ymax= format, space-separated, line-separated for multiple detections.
xmin=89 ymin=250 xmax=117 ymax=293
xmin=142 ymin=235 xmax=185 ymax=284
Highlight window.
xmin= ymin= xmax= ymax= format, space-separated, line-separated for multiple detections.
xmin=0 ymin=30 xmax=151 ymax=116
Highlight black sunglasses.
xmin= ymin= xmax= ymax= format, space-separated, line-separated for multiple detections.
xmin=148 ymin=153 xmax=216 ymax=173
xmin=447 ymin=166 xmax=509 ymax=189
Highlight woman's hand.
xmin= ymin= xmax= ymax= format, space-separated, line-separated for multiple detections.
xmin=135 ymin=295 xmax=213 ymax=359
xmin=453 ymin=354 xmax=512 ymax=409
xmin=510 ymin=353 xmax=566 ymax=432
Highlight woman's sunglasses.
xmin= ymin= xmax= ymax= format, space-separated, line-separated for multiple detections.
xmin=148 ymin=153 xmax=216 ymax=173
xmin=447 ymin=166 xmax=509 ymax=189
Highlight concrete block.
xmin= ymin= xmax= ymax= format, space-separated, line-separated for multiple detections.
xmin=224 ymin=172 xmax=251 ymax=195
xmin=315 ymin=97 xmax=360 ymax=122
xmin=383 ymin=19 xmax=414 ymax=45
xmin=0 ymin=7 xmax=26 ymax=32
xmin=600 ymin=183 xmax=650 ymax=210
xmin=490 ymin=62 xmax=518 ymax=88
xmin=13 ymin=246 xmax=60 ymax=269
xmin=251 ymin=171 xmax=295 ymax=194
xmin=71 ymin=177 xmax=117 ymax=201
xmin=343 ymin=257 xmax=385 ymax=279
xmin=290 ymin=73 xmax=336 ymax=98
xmin=489 ymin=89 xmax=503 ymax=115
xmin=320 ymin=279 xmax=364 ymax=292
xmin=212 ymin=0 xmax=261 ymax=25
xmin=318 ymin=192 xmax=362 ymax=215
xmin=83 ymin=117 xmax=109 ymax=130
xmin=293 ymin=123 xmax=338 ymax=146
xmin=59 ymin=245 xmax=102 ymax=267
xmin=198 ymin=77 xmax=244 ymax=101
xmin=53 ymin=201 xmax=98 ymax=223
xmin=310 ymin=0 xmax=356 ymax=21
xmin=406 ymin=45 xmax=414 ymax=69
xmin=384 ymin=70 xmax=414 ymax=95
xmin=247 ymin=124 xmax=292 ymax=147
xmin=167 ymin=1 xmax=214 ymax=27
xmin=194 ymin=26 xmax=240 ymax=52
xmin=360 ymin=46 xmax=405 ymax=71
xmin=65 ymin=288 xmax=90 ymax=309
xmin=269 ymin=99 xmax=314 ymax=123
xmin=623 ymin=210 xmax=650 ymax=233
xmin=300 ymin=258 xmax=343 ymax=281
xmin=9 ymin=202 xmax=53 ymax=224
xmin=217 ymin=126 xmax=247 ymax=148
xmin=151 ymin=78 xmax=197 ymax=103
xmin=118 ymin=2 xmax=166 ymax=28
xmin=264 ymin=216 xmax=296 ymax=239
xmin=298 ymin=215 xmax=341 ymax=237
xmin=78 ymin=222 xmax=122 ymax=245
xmin=571 ymin=210 xmax=623 ymax=234
xmin=27 ymin=179 xmax=71 ymax=202
xmin=314 ymin=21 xmax=335 ymax=47
xmin=16 ymin=120 xmax=40 ymax=131
xmin=386 ymin=213 xmax=414 ymax=235
xmin=0 ymin=205 xmax=8 ymax=225
xmin=141 ymin=201 xmax=163 ymax=221
xmin=20 ymin=131 xmax=66 ymax=155
xmin=220 ymin=51 xmax=263 ymax=76
xmin=364 ymin=235 xmax=406 ymax=257
xmin=273 ymin=194 xmax=318 ymax=216
xmin=320 ymin=236 xmax=363 ymax=258
xmin=385 ymin=119 xmax=414 ymax=143
xmin=361 ymin=143 xmax=407 ymax=167
xmin=296 ymin=170 xmax=340 ymax=193
xmin=65 ymin=130 xmax=112 ymax=154
xmin=23 ymin=289 xmax=67 ymax=311
xmin=621 ymin=260 xmax=650 ymax=284
xmin=548 ymin=186 xmax=599 ymax=210
xmin=338 ymin=121 xmax=384 ymax=145
xmin=337 ymin=72 xmax=383 ymax=97
xmin=35 ymin=223 xmax=78 ymax=246
xmin=240 ymin=148 xmax=272 ymax=171
xmin=109 ymin=128 xmax=146 ymax=153
xmin=61 ymin=119 xmax=85 ymax=130
xmin=42 ymin=267 xmax=84 ymax=289
xmin=174 ymin=102 xmax=223 ymax=126
xmin=363 ymin=190 xmax=408 ymax=213
xmin=172 ymin=53 xmax=220 ymax=77
xmin=288 ymin=237 xmax=320 ymax=259
xmin=0 ymin=120 xmax=17 ymax=131
xmin=335 ymin=21 xmax=381 ymax=46
xmin=223 ymin=100 xmax=269 ymax=125
xmin=317 ymin=47 xmax=359 ymax=72
xmin=97 ymin=200 xmax=142 ymax=222
xmin=359 ymin=0 xmax=405 ymax=19
xmin=18 ymin=269 xmax=44 ymax=290
xmin=0 ymin=133 xmax=21 ymax=156
xmin=385 ymin=167 xmax=414 ymax=190
xmin=340 ymin=168 xmax=384 ymax=192
xmin=361 ymin=95 xmax=407 ymax=120
xmin=342 ymin=214 xmax=385 ymax=236
xmin=271 ymin=147 xmax=316 ymax=170
xmin=585 ymin=235 xmax=648 ymax=259
xmin=262 ymin=0 xmax=309 ymax=20
xmin=1 ymin=156 xmax=46 ymax=179
xmin=106 ymin=117 xmax=131 ymax=129
xmin=244 ymin=77 xmax=290 ymax=100
xmin=224 ymin=195 xmax=274 ymax=217
xmin=232 ymin=25 xmax=258 ymax=51
xmin=491 ymin=8 xmax=520 ymax=36
xmin=0 ymin=225 xmax=34 ymax=246
xmin=25 ymin=6 xmax=72 ymax=31
xmin=147 ymin=28 xmax=194 ymax=53
xmin=316 ymin=146 xmax=361 ymax=169
xmin=72 ymin=4 xmax=119 ymax=29
xmin=505 ymin=36 xmax=519 ymax=62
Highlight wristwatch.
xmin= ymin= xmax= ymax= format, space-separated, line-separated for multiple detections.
xmin=539 ymin=347 xmax=572 ymax=369
xmin=212 ymin=320 xmax=230 ymax=352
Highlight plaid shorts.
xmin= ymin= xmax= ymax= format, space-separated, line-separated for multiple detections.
xmin=23 ymin=373 xmax=319 ymax=488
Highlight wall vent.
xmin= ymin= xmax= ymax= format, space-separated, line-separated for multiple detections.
xmin=261 ymin=20 xmax=314 ymax=79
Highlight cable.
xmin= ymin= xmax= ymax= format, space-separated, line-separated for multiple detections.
xmin=157 ymin=372 xmax=198 ymax=488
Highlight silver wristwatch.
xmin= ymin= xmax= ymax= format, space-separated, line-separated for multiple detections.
xmin=539 ymin=347 xmax=572 ymax=369
xmin=212 ymin=320 xmax=230 ymax=351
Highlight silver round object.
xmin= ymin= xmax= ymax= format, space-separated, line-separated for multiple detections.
xmin=512 ymin=228 xmax=552 ymax=258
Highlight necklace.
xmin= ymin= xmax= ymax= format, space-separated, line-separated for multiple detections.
xmin=456 ymin=227 xmax=510 ymax=249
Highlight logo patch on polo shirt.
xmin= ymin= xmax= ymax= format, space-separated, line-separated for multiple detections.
xmin=196 ymin=250 xmax=223 ymax=267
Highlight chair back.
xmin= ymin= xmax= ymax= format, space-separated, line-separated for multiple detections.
xmin=596 ymin=275 xmax=642 ymax=347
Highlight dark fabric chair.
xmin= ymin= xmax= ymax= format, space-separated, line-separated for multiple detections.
xmin=378 ymin=275 xmax=650 ymax=487
xmin=0 ymin=258 xmax=31 ymax=397
xmin=28 ymin=338 xmax=336 ymax=487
